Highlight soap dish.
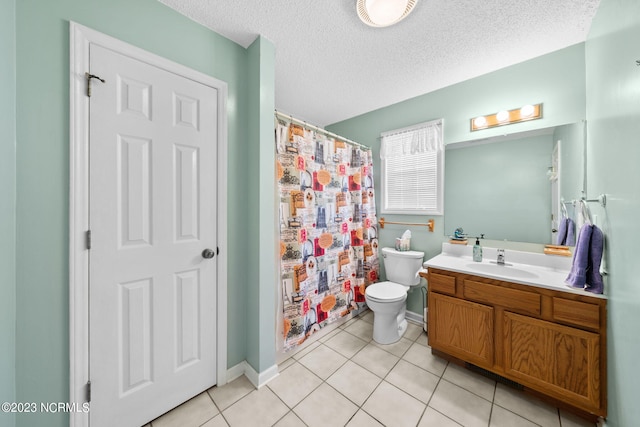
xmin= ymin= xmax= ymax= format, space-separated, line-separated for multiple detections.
xmin=449 ymin=238 xmax=468 ymax=245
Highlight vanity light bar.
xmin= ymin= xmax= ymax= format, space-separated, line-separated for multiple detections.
xmin=470 ymin=103 xmax=543 ymax=131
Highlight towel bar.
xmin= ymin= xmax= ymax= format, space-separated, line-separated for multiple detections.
xmin=379 ymin=217 xmax=434 ymax=232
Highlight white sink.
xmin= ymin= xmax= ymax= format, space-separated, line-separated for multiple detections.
xmin=423 ymin=243 xmax=604 ymax=298
xmin=465 ymin=262 xmax=539 ymax=279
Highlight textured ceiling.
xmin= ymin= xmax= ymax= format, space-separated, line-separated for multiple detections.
xmin=159 ymin=0 xmax=600 ymax=127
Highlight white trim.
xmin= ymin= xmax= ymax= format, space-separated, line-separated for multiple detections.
xmin=69 ymin=24 xmax=91 ymax=427
xmin=405 ymin=310 xmax=423 ymax=326
xmin=244 ymin=363 xmax=280 ymax=389
xmin=69 ymin=22 xmax=228 ymax=427
xmin=226 ymin=361 xmax=248 ymax=384
xmin=226 ymin=362 xmax=279 ymax=389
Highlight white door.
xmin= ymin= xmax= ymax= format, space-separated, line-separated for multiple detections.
xmin=88 ymin=44 xmax=218 ymax=427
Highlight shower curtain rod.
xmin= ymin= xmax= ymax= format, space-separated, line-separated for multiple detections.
xmin=275 ymin=110 xmax=370 ymax=150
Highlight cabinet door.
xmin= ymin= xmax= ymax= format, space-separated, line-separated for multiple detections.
xmin=429 ymin=292 xmax=494 ymax=368
xmin=504 ymin=312 xmax=601 ymax=413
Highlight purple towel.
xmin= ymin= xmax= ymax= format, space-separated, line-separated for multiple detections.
xmin=566 ymin=223 xmax=593 ymax=288
xmin=585 ymin=225 xmax=604 ymax=294
xmin=556 ymin=217 xmax=568 ymax=246
xmin=565 ymin=218 xmax=576 ymax=246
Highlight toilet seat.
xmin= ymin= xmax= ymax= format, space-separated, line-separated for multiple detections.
xmin=365 ymin=281 xmax=407 ymax=303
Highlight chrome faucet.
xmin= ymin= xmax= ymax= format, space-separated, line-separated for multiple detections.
xmin=497 ymin=249 xmax=505 ymax=265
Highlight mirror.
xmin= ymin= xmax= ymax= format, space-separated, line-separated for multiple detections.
xmin=444 ymin=122 xmax=585 ymax=245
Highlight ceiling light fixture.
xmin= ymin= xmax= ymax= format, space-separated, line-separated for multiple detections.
xmin=357 ymin=0 xmax=418 ymax=28
xmin=470 ymin=103 xmax=543 ymax=132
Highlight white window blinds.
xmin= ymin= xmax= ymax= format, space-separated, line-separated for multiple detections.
xmin=380 ymin=119 xmax=444 ymax=215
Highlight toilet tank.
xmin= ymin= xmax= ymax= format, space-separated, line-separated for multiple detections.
xmin=381 ymin=247 xmax=425 ymax=287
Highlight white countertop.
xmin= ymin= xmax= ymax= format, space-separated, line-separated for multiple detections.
xmin=422 ymin=243 xmax=606 ymax=299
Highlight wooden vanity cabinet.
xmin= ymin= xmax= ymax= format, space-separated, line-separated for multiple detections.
xmin=424 ymin=268 xmax=607 ymax=418
xmin=429 ymin=292 xmax=495 ymax=368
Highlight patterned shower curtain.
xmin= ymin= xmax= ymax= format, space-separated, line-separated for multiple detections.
xmin=276 ymin=116 xmax=379 ymax=351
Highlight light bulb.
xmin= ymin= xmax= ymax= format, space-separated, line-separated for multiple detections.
xmin=496 ymin=110 xmax=509 ymax=122
xmin=520 ymin=104 xmax=535 ymax=118
xmin=473 ymin=116 xmax=487 ymax=128
xmin=365 ymin=0 xmax=409 ymax=26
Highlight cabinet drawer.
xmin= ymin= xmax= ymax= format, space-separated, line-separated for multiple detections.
xmin=429 ymin=272 xmax=456 ymax=295
xmin=552 ymin=297 xmax=600 ymax=331
xmin=464 ymin=280 xmax=541 ymax=316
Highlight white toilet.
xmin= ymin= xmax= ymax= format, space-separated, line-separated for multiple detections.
xmin=365 ymin=247 xmax=424 ymax=344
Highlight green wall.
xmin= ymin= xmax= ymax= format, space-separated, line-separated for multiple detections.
xmin=13 ymin=1 xmax=250 ymax=426
xmin=0 ymin=0 xmax=16 ymax=426
xmin=328 ymin=44 xmax=586 ymax=315
xmin=246 ymin=36 xmax=277 ymax=373
xmin=585 ymin=0 xmax=640 ymax=425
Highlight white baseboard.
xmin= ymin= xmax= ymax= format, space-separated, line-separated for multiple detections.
xmin=405 ymin=310 xmax=423 ymax=325
xmin=226 ymin=361 xmax=279 ymax=389
xmin=226 ymin=361 xmax=247 ymax=383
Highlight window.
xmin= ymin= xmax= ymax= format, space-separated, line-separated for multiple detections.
xmin=380 ymin=119 xmax=444 ymax=215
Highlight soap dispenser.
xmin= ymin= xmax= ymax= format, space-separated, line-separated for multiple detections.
xmin=473 ymin=237 xmax=483 ymax=262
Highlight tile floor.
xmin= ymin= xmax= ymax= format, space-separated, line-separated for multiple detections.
xmin=147 ymin=311 xmax=597 ymax=427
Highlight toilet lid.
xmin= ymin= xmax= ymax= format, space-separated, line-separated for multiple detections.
xmin=366 ymin=281 xmax=407 ymax=302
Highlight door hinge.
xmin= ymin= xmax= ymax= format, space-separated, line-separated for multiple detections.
xmin=85 ymin=72 xmax=105 ymax=97
xmin=86 ymin=230 xmax=92 ymax=250
xmin=86 ymin=381 xmax=91 ymax=402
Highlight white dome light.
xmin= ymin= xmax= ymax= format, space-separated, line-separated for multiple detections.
xmin=357 ymin=0 xmax=418 ymax=28
xmin=366 ymin=0 xmax=408 ymax=26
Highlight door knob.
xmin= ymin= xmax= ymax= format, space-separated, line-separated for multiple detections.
xmin=202 ymin=248 xmax=215 ymax=259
